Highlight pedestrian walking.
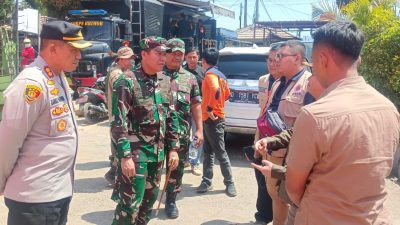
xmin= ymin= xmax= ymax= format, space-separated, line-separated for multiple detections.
xmin=110 ymin=36 xmax=180 ymax=225
xmin=252 ymin=44 xmax=282 ymax=224
xmin=196 ymin=49 xmax=236 ymax=197
xmin=0 ymin=20 xmax=91 ymax=225
xmin=104 ymin=46 xmax=135 ymax=185
xmin=183 ymin=47 xmax=204 ymax=175
xmin=163 ymin=38 xmax=203 ymax=219
xmin=286 ymin=21 xmax=400 ymax=225
xmin=263 ymin=40 xmax=312 ymax=225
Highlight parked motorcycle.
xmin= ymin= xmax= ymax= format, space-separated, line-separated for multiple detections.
xmin=76 ymin=77 xmax=108 ymax=124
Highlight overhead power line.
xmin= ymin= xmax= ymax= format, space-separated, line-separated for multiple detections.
xmin=260 ymin=0 xmax=273 ymax=21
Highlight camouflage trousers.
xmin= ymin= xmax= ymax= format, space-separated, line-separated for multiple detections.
xmin=166 ymin=143 xmax=189 ymax=195
xmin=111 ymin=160 xmax=163 ymax=225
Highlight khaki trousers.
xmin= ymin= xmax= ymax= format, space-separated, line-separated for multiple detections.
xmin=265 ymin=155 xmax=289 ymax=225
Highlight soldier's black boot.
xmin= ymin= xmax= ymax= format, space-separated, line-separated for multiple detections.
xmin=165 ymin=192 xmax=179 ymax=219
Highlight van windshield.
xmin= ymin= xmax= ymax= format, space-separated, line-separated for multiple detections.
xmin=218 ymin=54 xmax=269 ymax=80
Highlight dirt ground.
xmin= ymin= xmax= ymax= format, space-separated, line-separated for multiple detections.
xmin=1 ymin=118 xmax=400 ymax=225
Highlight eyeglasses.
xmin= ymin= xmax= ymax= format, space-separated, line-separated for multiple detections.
xmin=275 ymin=53 xmax=297 ymax=60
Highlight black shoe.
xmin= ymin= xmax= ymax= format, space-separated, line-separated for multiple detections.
xmin=165 ymin=201 xmax=179 ymax=219
xmin=196 ymin=182 xmax=213 ymax=193
xmin=225 ymin=183 xmax=237 ymax=197
xmin=254 ymin=212 xmax=272 ymax=224
xmin=165 ymin=192 xmax=179 ymax=219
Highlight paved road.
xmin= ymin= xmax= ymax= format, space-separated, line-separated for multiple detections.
xmin=1 ymin=118 xmax=400 ymax=225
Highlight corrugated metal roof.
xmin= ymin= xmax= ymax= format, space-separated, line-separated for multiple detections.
xmin=236 ymin=25 xmax=299 ymax=41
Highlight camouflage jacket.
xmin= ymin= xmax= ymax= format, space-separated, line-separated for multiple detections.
xmin=164 ymin=66 xmax=201 ymax=146
xmin=110 ymin=65 xmax=180 ymax=162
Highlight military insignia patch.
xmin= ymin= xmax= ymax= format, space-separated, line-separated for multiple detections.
xmin=50 ymin=88 xmax=60 ymax=96
xmin=52 ymin=106 xmax=64 ymax=116
xmin=44 ymin=66 xmax=54 ymax=78
xmin=47 ymin=79 xmax=55 ymax=85
xmin=24 ymin=84 xmax=42 ymax=104
xmin=57 ymin=119 xmax=67 ymax=131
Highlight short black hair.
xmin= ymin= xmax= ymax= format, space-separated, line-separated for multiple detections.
xmin=312 ymin=21 xmax=364 ymax=60
xmin=202 ymin=48 xmax=218 ymax=66
xmin=185 ymin=47 xmax=199 ymax=55
xmin=280 ymin=40 xmax=306 ymax=59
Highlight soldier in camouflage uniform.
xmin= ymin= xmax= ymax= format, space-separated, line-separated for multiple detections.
xmin=110 ymin=36 xmax=180 ymax=225
xmin=163 ymin=38 xmax=203 ymax=219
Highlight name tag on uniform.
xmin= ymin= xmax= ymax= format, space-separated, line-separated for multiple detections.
xmin=50 ymin=96 xmax=66 ymax=106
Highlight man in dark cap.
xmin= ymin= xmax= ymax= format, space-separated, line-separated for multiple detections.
xmin=163 ymin=38 xmax=203 ymax=219
xmin=0 ymin=20 xmax=91 ymax=225
xmin=110 ymin=36 xmax=180 ymax=225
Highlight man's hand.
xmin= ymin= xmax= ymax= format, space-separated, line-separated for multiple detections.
xmin=168 ymin=150 xmax=179 ymax=171
xmin=193 ymin=130 xmax=204 ymax=147
xmin=255 ymin=138 xmax=268 ymax=157
xmin=251 ymin=160 xmax=273 ymax=178
xmin=254 ymin=149 xmax=261 ymax=160
xmin=207 ymin=111 xmax=218 ymax=121
xmin=121 ymin=157 xmax=136 ymax=177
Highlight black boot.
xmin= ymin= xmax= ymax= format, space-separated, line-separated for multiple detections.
xmin=165 ymin=192 xmax=179 ymax=219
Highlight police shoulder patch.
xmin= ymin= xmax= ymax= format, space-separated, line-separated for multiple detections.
xmin=25 ymin=84 xmax=43 ymax=104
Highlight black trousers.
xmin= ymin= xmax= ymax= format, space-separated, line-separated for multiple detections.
xmin=202 ymin=118 xmax=234 ymax=185
xmin=254 ymin=158 xmax=274 ymax=223
xmin=5 ymin=197 xmax=71 ymax=225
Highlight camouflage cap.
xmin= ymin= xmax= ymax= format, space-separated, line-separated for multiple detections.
xmin=166 ymin=38 xmax=185 ymax=53
xmin=139 ymin=36 xmax=167 ymax=51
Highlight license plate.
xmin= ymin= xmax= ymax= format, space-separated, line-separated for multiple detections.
xmin=229 ymin=91 xmax=258 ymax=104
xmin=76 ymin=95 xmax=88 ymax=104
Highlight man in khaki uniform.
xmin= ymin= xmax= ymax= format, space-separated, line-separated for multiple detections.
xmin=0 ymin=21 xmax=91 ymax=225
xmin=286 ymin=21 xmax=400 ymax=225
xmin=253 ymin=74 xmax=325 ymax=225
xmin=253 ymin=44 xmax=281 ymax=224
xmin=104 ymin=46 xmax=135 ymax=184
xmin=264 ymin=40 xmax=312 ymax=225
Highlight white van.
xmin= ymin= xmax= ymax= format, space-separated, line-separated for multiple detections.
xmin=218 ymin=46 xmax=270 ymax=135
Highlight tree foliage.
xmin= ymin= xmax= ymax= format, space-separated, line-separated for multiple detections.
xmin=312 ymin=0 xmax=348 ymax=21
xmin=0 ymin=0 xmax=14 ymax=25
xmin=29 ymin=0 xmax=81 ymax=19
xmin=343 ymin=0 xmax=400 ymax=106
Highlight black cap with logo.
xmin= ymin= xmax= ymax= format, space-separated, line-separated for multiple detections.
xmin=40 ymin=20 xmax=92 ymax=49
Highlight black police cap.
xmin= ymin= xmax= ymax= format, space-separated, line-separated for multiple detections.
xmin=40 ymin=20 xmax=91 ymax=49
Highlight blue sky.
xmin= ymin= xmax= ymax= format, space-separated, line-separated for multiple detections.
xmin=209 ymin=0 xmax=326 ymax=31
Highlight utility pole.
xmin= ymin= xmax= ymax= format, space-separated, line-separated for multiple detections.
xmin=13 ymin=0 xmax=19 ymax=75
xmin=239 ymin=3 xmax=243 ymax=29
xmin=255 ymin=0 xmax=259 ymax=22
xmin=244 ymin=0 xmax=247 ymax=27
xmin=253 ymin=0 xmax=259 ymax=43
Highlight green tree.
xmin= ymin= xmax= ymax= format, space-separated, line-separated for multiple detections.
xmin=29 ymin=0 xmax=81 ymax=19
xmin=0 ymin=0 xmax=14 ymax=25
xmin=343 ymin=0 xmax=400 ymax=106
